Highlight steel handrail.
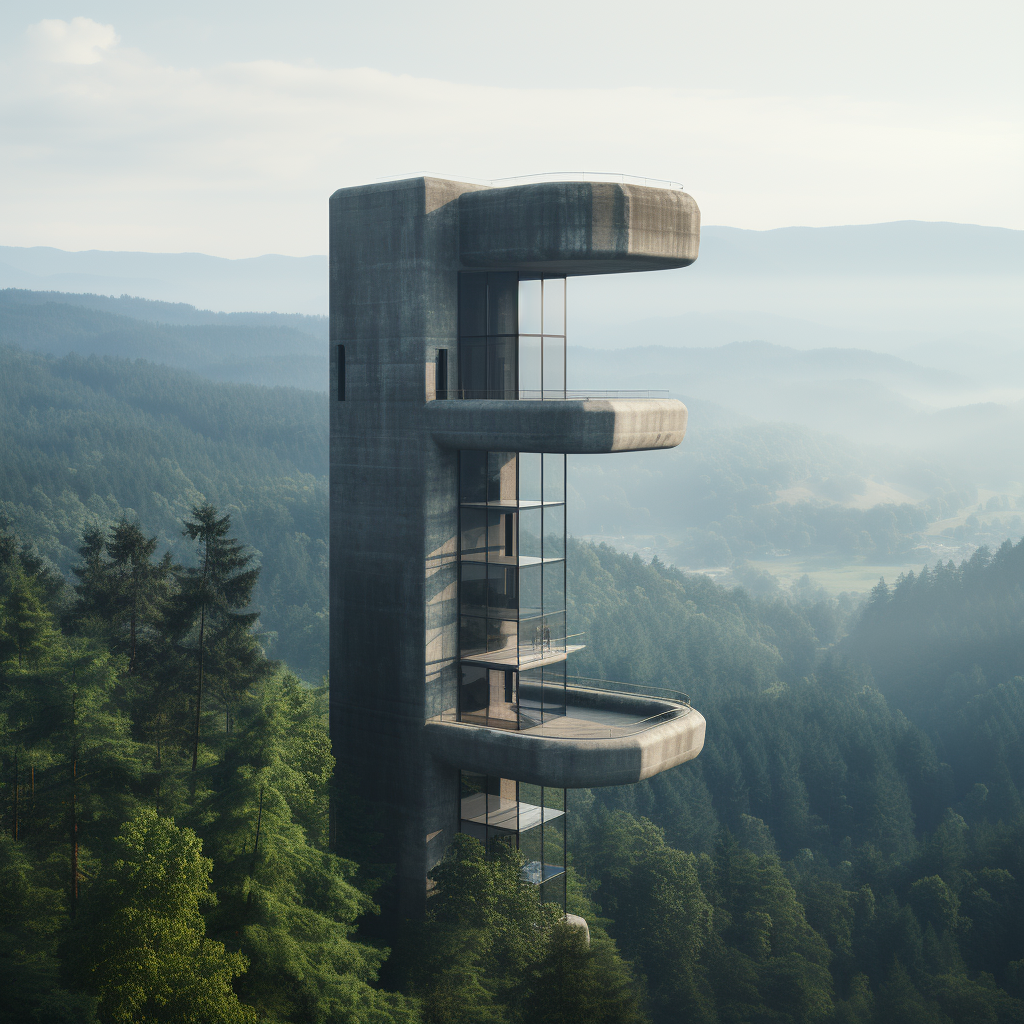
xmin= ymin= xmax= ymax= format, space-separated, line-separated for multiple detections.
xmin=566 ymin=676 xmax=691 ymax=707
xmin=438 ymin=389 xmax=671 ymax=401
xmin=434 ymin=676 xmax=692 ymax=739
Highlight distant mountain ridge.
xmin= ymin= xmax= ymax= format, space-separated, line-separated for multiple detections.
xmin=0 ymin=287 xmax=327 ymax=336
xmin=3 ymin=221 xmax=1019 ymax=329
xmin=0 ymin=291 xmax=325 ymax=391
xmin=0 ymin=246 xmax=326 ymax=315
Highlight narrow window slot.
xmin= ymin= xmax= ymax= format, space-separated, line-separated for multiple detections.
xmin=504 ymin=513 xmax=514 ymax=557
xmin=436 ymin=349 xmax=448 ymax=400
xmin=337 ymin=344 xmax=346 ymax=401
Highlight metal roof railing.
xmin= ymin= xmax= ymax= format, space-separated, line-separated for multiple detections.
xmin=440 ymin=389 xmax=671 ymax=401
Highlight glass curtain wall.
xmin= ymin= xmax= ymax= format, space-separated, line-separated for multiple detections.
xmin=459 ymin=772 xmax=567 ymax=908
xmin=456 ymin=271 xmax=570 ymax=729
xmin=458 ymin=450 xmax=567 ymax=727
xmin=455 ymin=272 xmax=570 ymax=910
xmin=458 ymin=273 xmax=566 ymax=399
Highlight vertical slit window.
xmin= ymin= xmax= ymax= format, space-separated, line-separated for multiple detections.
xmin=336 ymin=344 xmax=346 ymax=401
xmin=436 ymin=349 xmax=448 ymax=400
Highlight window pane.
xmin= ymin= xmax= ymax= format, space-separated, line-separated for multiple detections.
xmin=543 ymin=560 xmax=565 ymax=614
xmin=519 ymin=277 xmax=542 ymax=334
xmin=542 ymin=612 xmax=566 ymax=652
xmin=459 ymin=274 xmax=487 ymax=337
xmin=542 ymin=504 xmax=564 ymax=560
xmin=460 ymin=507 xmax=488 ymax=560
xmin=543 ymin=336 xmax=565 ymax=395
xmin=485 ymin=511 xmax=515 ymax=562
xmin=539 ymin=868 xmax=566 ymax=908
xmin=460 ymin=615 xmax=486 ymax=657
xmin=488 ymin=335 xmax=517 ymax=399
xmin=459 ymin=664 xmax=488 ymax=716
xmin=519 ymin=452 xmax=542 ymax=503
xmin=542 ymin=454 xmax=565 ymax=504
xmin=519 ymin=507 xmax=542 ymax=560
xmin=460 ymin=450 xmax=487 ymax=503
xmin=487 ymin=564 xmax=517 ymax=616
xmin=542 ymin=277 xmax=565 ymax=335
xmin=486 ymin=617 xmax=518 ymax=656
xmin=542 ymin=661 xmax=567 ymax=719
xmin=520 ymin=563 xmax=542 ymax=618
xmin=520 ymin=819 xmax=543 ymax=884
xmin=518 ymin=335 xmax=541 ymax=394
xmin=487 ymin=510 xmax=516 ymax=561
xmin=487 ymin=272 xmax=519 ymax=335
xmin=487 ymin=451 xmax=516 ymax=503
xmin=543 ymin=805 xmax=566 ymax=886
xmin=518 ymin=666 xmax=544 ymax=715
xmin=460 ymin=563 xmax=487 ymax=617
xmin=460 ymin=337 xmax=487 ymax=397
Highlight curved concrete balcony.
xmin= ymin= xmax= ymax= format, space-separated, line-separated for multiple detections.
xmin=425 ymin=680 xmax=706 ymax=789
xmin=459 ymin=181 xmax=700 ymax=277
xmin=427 ymin=396 xmax=687 ymax=454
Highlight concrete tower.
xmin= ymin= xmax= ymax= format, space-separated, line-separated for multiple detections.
xmin=329 ymin=175 xmax=706 ymax=928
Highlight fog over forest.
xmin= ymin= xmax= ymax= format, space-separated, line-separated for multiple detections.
xmin=3 ymin=219 xmax=1021 ymax=599
xmin=1 ymin=218 xmax=1022 ymax=1023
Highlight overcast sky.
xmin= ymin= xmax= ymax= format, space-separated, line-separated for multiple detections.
xmin=1 ymin=0 xmax=1021 ymax=258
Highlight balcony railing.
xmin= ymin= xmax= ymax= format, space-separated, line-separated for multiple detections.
xmin=439 ymin=389 xmax=671 ymax=401
xmin=435 ymin=677 xmax=692 ymax=740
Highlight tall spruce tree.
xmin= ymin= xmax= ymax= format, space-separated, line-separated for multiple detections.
xmin=106 ymin=521 xmax=166 ymax=675
xmin=169 ymin=504 xmax=265 ymax=773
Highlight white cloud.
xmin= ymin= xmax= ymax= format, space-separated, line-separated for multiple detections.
xmin=26 ymin=17 xmax=119 ymax=65
xmin=0 ymin=28 xmax=1021 ymax=256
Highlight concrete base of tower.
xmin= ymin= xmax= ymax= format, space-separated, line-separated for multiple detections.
xmin=565 ymin=914 xmax=591 ymax=945
xmin=424 ymin=686 xmax=706 ymax=789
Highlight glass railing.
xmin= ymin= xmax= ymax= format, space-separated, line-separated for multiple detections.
xmin=375 ymin=171 xmax=684 ymax=190
xmin=490 ymin=171 xmax=684 ymax=190
xmin=441 ymin=389 xmax=671 ymax=401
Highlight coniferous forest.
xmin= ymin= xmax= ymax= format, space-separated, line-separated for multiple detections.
xmin=1 ymin=344 xmax=1022 ymax=1023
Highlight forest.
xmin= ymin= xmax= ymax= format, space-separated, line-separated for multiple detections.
xmin=0 ymin=339 xmax=1022 ymax=1022
xmin=2 ymin=505 xmax=1022 ymax=1022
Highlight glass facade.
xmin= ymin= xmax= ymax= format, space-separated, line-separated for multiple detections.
xmin=457 ymin=450 xmax=567 ymax=727
xmin=458 ymin=273 xmax=566 ymax=399
xmin=455 ymin=274 xmax=571 ymax=909
xmin=460 ymin=772 xmax=567 ymax=908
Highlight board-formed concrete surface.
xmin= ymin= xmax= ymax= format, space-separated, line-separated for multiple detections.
xmin=459 ymin=181 xmax=700 ymax=275
xmin=425 ymin=695 xmax=707 ymax=788
xmin=427 ymin=397 xmax=687 ymax=453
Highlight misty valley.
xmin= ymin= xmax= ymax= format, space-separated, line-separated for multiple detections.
xmin=0 ymin=265 xmax=1022 ymax=1022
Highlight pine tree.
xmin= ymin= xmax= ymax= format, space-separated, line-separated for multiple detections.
xmin=168 ymin=504 xmax=265 ymax=773
xmin=106 ymin=520 xmax=164 ymax=675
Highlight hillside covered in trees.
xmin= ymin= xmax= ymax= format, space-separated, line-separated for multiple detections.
xmin=2 ymin=503 xmax=1021 ymax=1023
xmin=3 ymin=341 xmax=1020 ymax=687
xmin=0 ymin=338 xmax=1021 ymax=1022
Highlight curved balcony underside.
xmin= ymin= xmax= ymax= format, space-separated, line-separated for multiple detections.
xmin=425 ymin=684 xmax=706 ymax=789
xmin=427 ymin=397 xmax=687 ymax=454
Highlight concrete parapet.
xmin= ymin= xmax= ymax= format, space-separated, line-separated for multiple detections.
xmin=427 ymin=397 xmax=687 ymax=454
xmin=425 ymin=697 xmax=706 ymax=789
xmin=459 ymin=181 xmax=700 ymax=276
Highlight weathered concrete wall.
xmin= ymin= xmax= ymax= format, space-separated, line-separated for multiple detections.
xmin=459 ymin=182 xmax=700 ymax=276
xmin=428 ymin=397 xmax=687 ymax=453
xmin=330 ymin=176 xmax=486 ymax=926
xmin=425 ymin=705 xmax=707 ymax=788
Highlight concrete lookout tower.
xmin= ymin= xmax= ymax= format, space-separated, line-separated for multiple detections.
xmin=329 ymin=174 xmax=707 ymax=928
